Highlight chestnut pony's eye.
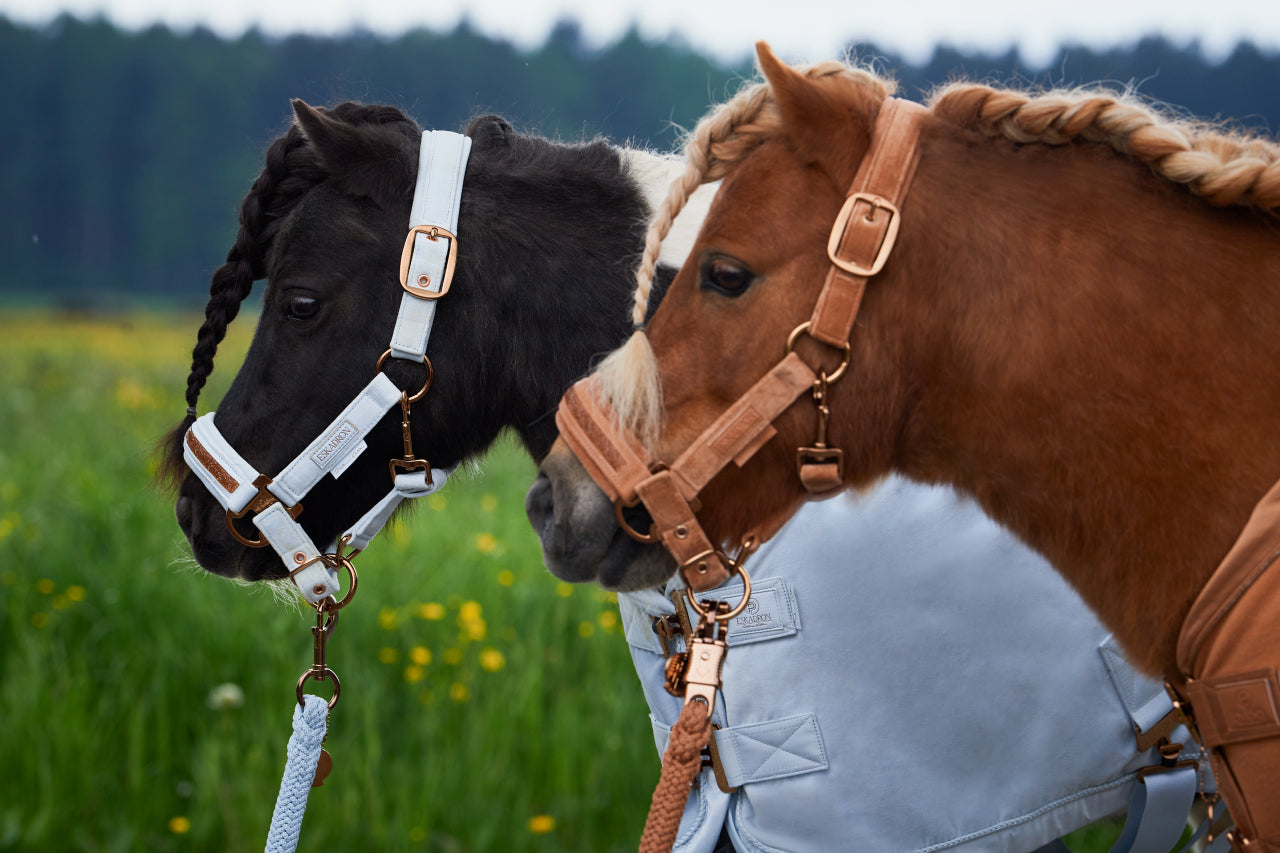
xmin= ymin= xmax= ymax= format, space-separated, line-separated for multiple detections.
xmin=287 ymin=295 xmax=319 ymax=321
xmin=702 ymin=257 xmax=755 ymax=296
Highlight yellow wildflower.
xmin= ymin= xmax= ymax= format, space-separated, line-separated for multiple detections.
xmin=36 ymin=578 xmax=54 ymax=595
xmin=378 ymin=647 xmax=399 ymax=664
xmin=418 ymin=602 xmax=445 ymax=620
xmin=449 ymin=682 xmax=470 ymax=702
xmin=404 ymin=665 xmax=424 ymax=684
xmin=0 ymin=513 xmax=17 ymax=544
xmin=578 ymin=621 xmax=595 ymax=638
xmin=410 ymin=646 xmax=431 ymax=665
xmin=443 ymin=648 xmax=463 ymax=665
xmin=168 ymin=816 xmax=191 ymax=834
xmin=479 ymin=648 xmax=505 ymax=672
xmin=556 ymin=583 xmax=573 ymax=598
xmin=528 ymin=815 xmax=555 ymax=834
xmin=459 ymin=601 xmax=482 ymax=622
xmin=378 ymin=607 xmax=398 ymax=630
xmin=497 ymin=569 xmax=515 ymax=586
xmin=598 ymin=611 xmax=619 ymax=631
xmin=66 ymin=585 xmax=86 ymax=601
xmin=475 ymin=532 xmax=498 ymax=554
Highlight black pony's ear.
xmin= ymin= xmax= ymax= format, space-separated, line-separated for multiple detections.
xmin=466 ymin=114 xmax=514 ymax=150
xmin=291 ymin=99 xmax=415 ymax=209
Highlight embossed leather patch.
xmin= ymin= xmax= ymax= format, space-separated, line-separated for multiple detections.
xmin=1187 ymin=669 xmax=1280 ymax=747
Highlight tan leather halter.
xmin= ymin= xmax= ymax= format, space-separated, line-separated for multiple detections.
xmin=556 ymin=97 xmax=928 ymax=592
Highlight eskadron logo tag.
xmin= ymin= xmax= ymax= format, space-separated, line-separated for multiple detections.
xmin=312 ymin=420 xmax=359 ymax=469
xmin=708 ymin=578 xmax=798 ymax=646
xmin=734 ymin=595 xmax=775 ymax=629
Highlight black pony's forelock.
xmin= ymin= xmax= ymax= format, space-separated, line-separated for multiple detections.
xmin=155 ymin=102 xmax=420 ymax=492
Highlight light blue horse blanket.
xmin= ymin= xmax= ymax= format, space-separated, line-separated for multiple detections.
xmin=619 ymin=476 xmax=1209 ymax=852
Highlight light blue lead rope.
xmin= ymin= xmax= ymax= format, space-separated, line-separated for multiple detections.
xmin=265 ymin=695 xmax=329 ymax=853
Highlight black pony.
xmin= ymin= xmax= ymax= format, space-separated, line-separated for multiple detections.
xmin=162 ymin=102 xmax=673 ymax=584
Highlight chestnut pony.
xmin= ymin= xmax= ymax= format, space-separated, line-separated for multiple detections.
xmin=534 ymin=42 xmax=1280 ymax=848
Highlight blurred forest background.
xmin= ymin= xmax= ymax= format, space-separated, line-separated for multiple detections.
xmin=2 ymin=13 xmax=1278 ymax=306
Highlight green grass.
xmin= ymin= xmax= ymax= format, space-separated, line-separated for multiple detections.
xmin=0 ymin=308 xmax=1127 ymax=852
xmin=0 ymin=310 xmax=654 ymax=851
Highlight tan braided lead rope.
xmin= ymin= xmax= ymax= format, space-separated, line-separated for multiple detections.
xmin=638 ymin=700 xmax=713 ymax=853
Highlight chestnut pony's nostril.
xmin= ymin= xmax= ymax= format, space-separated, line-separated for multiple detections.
xmin=524 ymin=471 xmax=554 ymax=532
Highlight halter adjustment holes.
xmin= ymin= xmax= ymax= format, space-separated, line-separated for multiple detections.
xmin=700 ymin=255 xmax=756 ymax=297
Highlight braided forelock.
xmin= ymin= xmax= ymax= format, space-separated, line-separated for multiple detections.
xmin=157 ymin=102 xmax=415 ymax=491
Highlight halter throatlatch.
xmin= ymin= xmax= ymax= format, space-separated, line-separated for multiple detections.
xmin=182 ymin=130 xmax=471 ymax=606
xmin=556 ymin=97 xmax=928 ymax=592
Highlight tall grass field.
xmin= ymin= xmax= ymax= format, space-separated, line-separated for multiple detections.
xmin=0 ymin=308 xmax=1123 ymax=851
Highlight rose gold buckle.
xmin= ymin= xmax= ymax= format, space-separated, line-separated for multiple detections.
xmin=1134 ymin=702 xmax=1190 ymax=751
xmin=827 ymin=192 xmax=900 ymax=277
xmin=1135 ymin=741 xmax=1198 ymax=782
xmin=225 ymin=474 xmax=302 ymax=548
xmin=399 ymin=224 xmax=458 ymax=298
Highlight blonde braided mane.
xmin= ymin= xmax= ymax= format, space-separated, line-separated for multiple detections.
xmin=930 ymin=83 xmax=1280 ymax=209
xmin=595 ymin=57 xmax=1280 ymax=448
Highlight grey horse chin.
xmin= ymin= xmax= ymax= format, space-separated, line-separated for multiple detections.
xmin=526 ymin=445 xmax=678 ymax=591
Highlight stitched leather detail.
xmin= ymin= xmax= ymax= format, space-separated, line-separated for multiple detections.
xmin=1185 ymin=670 xmax=1280 ymax=747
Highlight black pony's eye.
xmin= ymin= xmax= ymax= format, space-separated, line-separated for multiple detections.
xmin=286 ymin=295 xmax=319 ymax=321
xmin=702 ymin=258 xmax=755 ymax=296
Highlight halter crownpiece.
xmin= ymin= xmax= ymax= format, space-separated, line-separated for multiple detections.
xmin=183 ymin=130 xmax=471 ymax=605
xmin=556 ymin=97 xmax=928 ymax=592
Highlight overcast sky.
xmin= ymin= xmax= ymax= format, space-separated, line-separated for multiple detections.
xmin=3 ymin=0 xmax=1278 ymax=67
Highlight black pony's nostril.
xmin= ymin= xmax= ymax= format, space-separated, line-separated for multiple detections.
xmin=175 ymin=495 xmax=193 ymax=535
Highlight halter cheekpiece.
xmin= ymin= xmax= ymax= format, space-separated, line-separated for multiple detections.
xmin=182 ymin=130 xmax=472 ymax=605
xmin=557 ymin=97 xmax=927 ymax=593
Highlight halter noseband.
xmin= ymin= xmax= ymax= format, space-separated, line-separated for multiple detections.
xmin=556 ymin=97 xmax=928 ymax=591
xmin=182 ymin=130 xmax=472 ymax=605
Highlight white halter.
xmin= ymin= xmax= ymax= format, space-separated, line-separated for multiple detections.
xmin=183 ymin=130 xmax=472 ymax=605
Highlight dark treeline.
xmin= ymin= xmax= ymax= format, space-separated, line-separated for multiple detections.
xmin=3 ymin=14 xmax=1278 ymax=302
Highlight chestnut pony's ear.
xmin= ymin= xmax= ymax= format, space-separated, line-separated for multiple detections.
xmin=754 ymin=41 xmax=880 ymax=190
xmin=290 ymin=99 xmax=416 ymax=209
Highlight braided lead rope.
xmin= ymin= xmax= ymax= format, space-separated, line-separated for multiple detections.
xmin=638 ymin=700 xmax=713 ymax=853
xmin=264 ymin=695 xmax=330 ymax=853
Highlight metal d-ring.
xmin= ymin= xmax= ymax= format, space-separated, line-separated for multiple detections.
xmin=296 ymin=666 xmax=341 ymax=710
xmin=786 ymin=322 xmax=851 ymax=384
xmin=375 ymin=349 xmax=434 ymax=403
xmin=291 ymin=550 xmax=359 ymax=611
xmin=613 ymin=498 xmax=659 ymax=544
xmin=685 ymin=547 xmax=754 ymax=622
